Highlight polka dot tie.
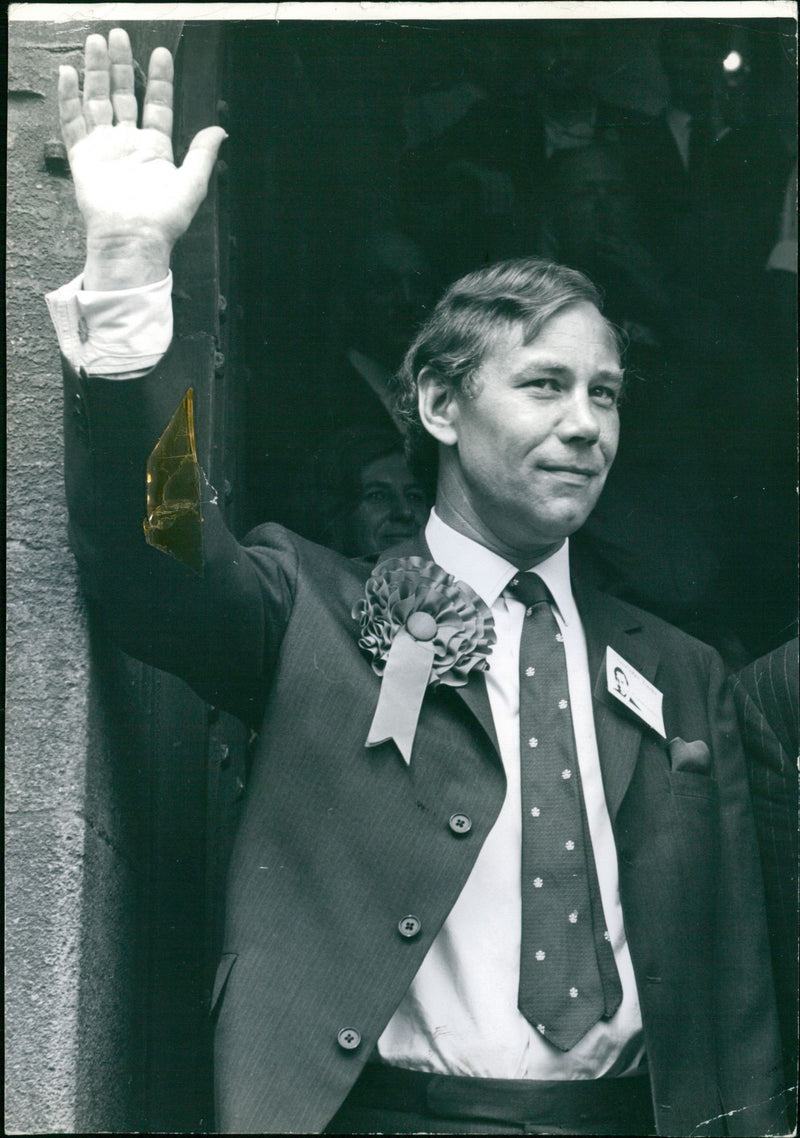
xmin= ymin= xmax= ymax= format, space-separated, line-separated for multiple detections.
xmin=510 ymin=573 xmax=622 ymax=1051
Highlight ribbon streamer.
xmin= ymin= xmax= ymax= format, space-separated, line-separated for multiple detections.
xmin=365 ymin=628 xmax=436 ymax=764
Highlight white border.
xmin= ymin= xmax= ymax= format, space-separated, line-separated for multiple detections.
xmin=9 ymin=2 xmax=798 ymax=23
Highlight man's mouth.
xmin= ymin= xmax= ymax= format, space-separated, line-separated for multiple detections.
xmin=539 ymin=464 xmax=600 ymax=478
xmin=381 ymin=525 xmax=418 ymax=541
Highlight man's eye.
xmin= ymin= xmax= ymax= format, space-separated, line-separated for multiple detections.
xmin=406 ymin=489 xmax=426 ymax=505
xmin=526 ymin=378 xmax=560 ymax=393
xmin=363 ymin=489 xmax=388 ymax=504
xmin=592 ymin=386 xmax=620 ymax=406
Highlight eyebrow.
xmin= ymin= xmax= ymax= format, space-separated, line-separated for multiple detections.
xmin=512 ymin=361 xmax=625 ymax=384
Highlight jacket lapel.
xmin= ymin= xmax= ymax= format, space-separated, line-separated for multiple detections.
xmin=373 ymin=533 xmax=502 ymax=759
xmin=574 ymin=577 xmax=661 ymax=822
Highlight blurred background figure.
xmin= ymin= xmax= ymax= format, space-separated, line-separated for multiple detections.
xmin=292 ymin=425 xmax=430 ymax=558
xmin=539 ymin=143 xmax=669 ymax=354
xmin=245 ymin=224 xmax=436 ymax=532
xmin=398 ymin=22 xmax=634 ymax=279
xmin=527 ymin=20 xmax=630 ymax=156
xmin=624 ymin=19 xmax=791 ymax=318
xmin=324 ymin=226 xmax=438 ymax=429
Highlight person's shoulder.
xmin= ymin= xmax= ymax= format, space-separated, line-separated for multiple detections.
xmin=242 ymin=521 xmax=373 ymax=580
xmin=733 ymin=639 xmax=799 ymax=740
xmin=735 ymin=638 xmax=798 ymax=684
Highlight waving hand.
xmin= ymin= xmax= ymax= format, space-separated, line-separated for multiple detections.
xmin=59 ymin=29 xmax=226 ymax=289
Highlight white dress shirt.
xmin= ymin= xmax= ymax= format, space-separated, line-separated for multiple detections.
xmin=377 ymin=510 xmax=644 ymax=1078
xmin=46 ymin=276 xmax=644 ymax=1079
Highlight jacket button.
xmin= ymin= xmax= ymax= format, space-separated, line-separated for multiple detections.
xmin=449 ymin=813 xmax=472 ymax=835
xmin=337 ymin=1027 xmax=361 ymax=1051
xmin=72 ymin=393 xmax=85 ymax=419
xmin=398 ymin=915 xmax=421 ymax=938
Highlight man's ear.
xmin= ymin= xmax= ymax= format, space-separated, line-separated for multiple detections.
xmin=417 ymin=366 xmax=459 ymax=447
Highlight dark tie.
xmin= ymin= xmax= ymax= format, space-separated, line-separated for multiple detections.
xmin=510 ymin=572 xmax=622 ymax=1051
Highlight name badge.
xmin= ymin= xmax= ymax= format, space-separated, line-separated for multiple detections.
xmin=606 ymin=646 xmax=666 ymax=738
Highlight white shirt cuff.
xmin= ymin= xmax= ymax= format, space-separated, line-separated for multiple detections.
xmin=45 ymin=271 xmax=173 ymax=377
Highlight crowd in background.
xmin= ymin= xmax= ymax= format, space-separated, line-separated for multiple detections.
xmin=235 ymin=18 xmax=797 ymax=666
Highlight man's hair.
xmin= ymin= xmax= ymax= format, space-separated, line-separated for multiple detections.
xmin=388 ymin=256 xmax=621 ymax=493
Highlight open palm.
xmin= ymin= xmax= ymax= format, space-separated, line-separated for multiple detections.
xmin=59 ymin=29 xmax=225 ymax=261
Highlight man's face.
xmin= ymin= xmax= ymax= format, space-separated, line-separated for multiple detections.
xmin=614 ymin=668 xmax=629 ymax=696
xmin=348 ymin=451 xmax=429 ymax=556
xmin=352 ymin=232 xmax=436 ymax=367
xmin=551 ymin=148 xmax=639 ymax=253
xmin=442 ymin=302 xmax=621 ymax=559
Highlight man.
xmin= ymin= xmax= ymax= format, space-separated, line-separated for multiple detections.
xmin=294 ymin=425 xmax=430 ymax=557
xmin=613 ymin=668 xmax=630 ymax=700
xmin=399 ymin=22 xmax=633 ymax=279
xmin=51 ymin=31 xmax=786 ymax=1136
xmin=623 ymin=20 xmax=790 ymax=310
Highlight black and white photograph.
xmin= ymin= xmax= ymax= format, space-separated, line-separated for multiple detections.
xmin=6 ymin=1 xmax=798 ymax=1133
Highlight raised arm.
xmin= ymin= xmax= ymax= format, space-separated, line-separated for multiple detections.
xmin=57 ymin=30 xmax=298 ymax=726
xmin=58 ymin=28 xmax=226 ymax=290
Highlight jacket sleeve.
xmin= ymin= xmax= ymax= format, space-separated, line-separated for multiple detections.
xmin=63 ymin=333 xmax=298 ymax=727
xmin=707 ymin=651 xmax=789 ymax=1135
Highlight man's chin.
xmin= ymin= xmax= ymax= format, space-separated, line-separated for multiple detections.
xmin=378 ymin=529 xmax=419 ymax=548
xmin=516 ymin=519 xmax=591 ymax=555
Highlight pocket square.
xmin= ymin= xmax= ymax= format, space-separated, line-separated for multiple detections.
xmin=668 ymin=737 xmax=712 ymax=774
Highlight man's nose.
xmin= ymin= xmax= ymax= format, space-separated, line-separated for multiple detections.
xmin=388 ymin=492 xmax=414 ymax=518
xmin=557 ymin=391 xmax=601 ymax=443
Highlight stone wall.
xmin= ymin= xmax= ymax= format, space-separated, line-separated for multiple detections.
xmin=6 ymin=20 xmax=148 ymax=1133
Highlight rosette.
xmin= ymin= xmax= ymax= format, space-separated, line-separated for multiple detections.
xmin=352 ymin=557 xmax=496 ymax=763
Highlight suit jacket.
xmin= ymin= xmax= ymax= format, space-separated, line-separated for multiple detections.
xmin=732 ymin=641 xmax=799 ymax=1129
xmin=63 ymin=338 xmax=786 ymax=1135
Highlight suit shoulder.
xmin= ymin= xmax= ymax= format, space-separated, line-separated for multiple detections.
xmin=733 ymin=639 xmax=799 ymax=753
xmin=241 ymin=522 xmax=371 ymax=582
xmin=587 ymin=586 xmax=720 ymax=662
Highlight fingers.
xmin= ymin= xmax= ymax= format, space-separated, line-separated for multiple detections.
xmin=83 ymin=33 xmax=113 ymax=129
xmin=66 ymin=29 xmax=165 ymax=137
xmin=142 ymin=46 xmax=174 ymax=139
xmin=58 ymin=65 xmax=86 ymax=152
xmin=178 ymin=127 xmax=228 ymax=210
xmin=108 ymin=27 xmax=137 ymax=124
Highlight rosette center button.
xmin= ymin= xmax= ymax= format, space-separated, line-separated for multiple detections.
xmin=406 ymin=612 xmax=437 ymax=641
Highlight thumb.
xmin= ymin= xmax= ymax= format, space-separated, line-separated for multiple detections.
xmin=178 ymin=126 xmax=228 ymax=209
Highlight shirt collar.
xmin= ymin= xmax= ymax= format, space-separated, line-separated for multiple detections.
xmin=424 ymin=508 xmax=575 ymax=625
